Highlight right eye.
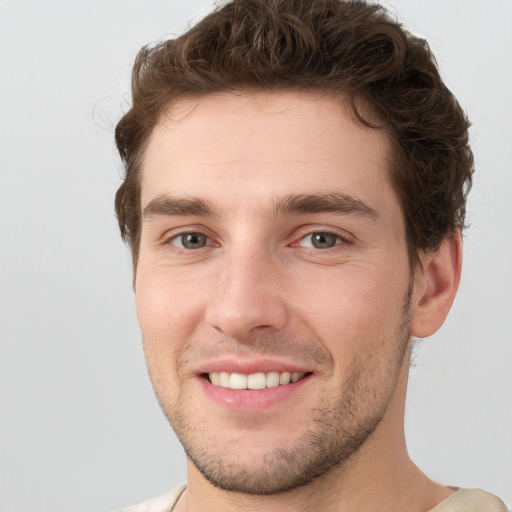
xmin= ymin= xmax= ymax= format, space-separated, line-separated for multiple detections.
xmin=298 ymin=231 xmax=342 ymax=249
xmin=170 ymin=232 xmax=209 ymax=250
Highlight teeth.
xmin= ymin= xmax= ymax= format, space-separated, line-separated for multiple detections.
xmin=279 ymin=372 xmax=291 ymax=385
xmin=208 ymin=371 xmax=306 ymax=390
xmin=229 ymin=373 xmax=247 ymax=389
xmin=219 ymin=372 xmax=230 ymax=387
xmin=266 ymin=371 xmax=280 ymax=388
xmin=247 ymin=372 xmax=266 ymax=390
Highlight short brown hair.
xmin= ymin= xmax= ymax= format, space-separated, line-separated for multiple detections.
xmin=115 ymin=0 xmax=473 ymax=269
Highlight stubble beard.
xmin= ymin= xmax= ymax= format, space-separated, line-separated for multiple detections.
xmin=154 ymin=290 xmax=412 ymax=496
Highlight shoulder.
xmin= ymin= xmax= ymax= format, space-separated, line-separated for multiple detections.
xmin=429 ymin=488 xmax=508 ymax=512
xmin=112 ymin=484 xmax=187 ymax=512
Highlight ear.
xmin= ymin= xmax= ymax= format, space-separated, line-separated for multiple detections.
xmin=410 ymin=233 xmax=463 ymax=338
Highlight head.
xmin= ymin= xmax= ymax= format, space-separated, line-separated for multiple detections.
xmin=115 ymin=0 xmax=473 ymax=273
xmin=114 ymin=0 xmax=472 ymax=497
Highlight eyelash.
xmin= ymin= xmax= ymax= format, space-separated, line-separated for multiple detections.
xmin=163 ymin=227 xmax=352 ymax=253
xmin=294 ymin=231 xmax=350 ymax=249
xmin=166 ymin=231 xmax=215 ymax=251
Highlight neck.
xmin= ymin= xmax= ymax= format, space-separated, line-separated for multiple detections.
xmin=178 ymin=350 xmax=452 ymax=512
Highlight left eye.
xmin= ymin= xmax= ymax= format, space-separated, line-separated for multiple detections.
xmin=171 ymin=232 xmax=209 ymax=249
xmin=299 ymin=232 xmax=341 ymax=249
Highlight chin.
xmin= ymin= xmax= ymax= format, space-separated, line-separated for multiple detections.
xmin=170 ymin=394 xmax=384 ymax=496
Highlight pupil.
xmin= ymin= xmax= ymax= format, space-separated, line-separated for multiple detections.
xmin=182 ymin=233 xmax=206 ymax=249
xmin=312 ymin=233 xmax=337 ymax=248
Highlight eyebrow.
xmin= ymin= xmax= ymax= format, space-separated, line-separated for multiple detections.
xmin=142 ymin=196 xmax=215 ymax=219
xmin=274 ymin=193 xmax=378 ymax=219
xmin=142 ymin=192 xmax=378 ymax=220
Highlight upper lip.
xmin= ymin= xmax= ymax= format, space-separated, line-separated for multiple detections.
xmin=195 ymin=358 xmax=312 ymax=375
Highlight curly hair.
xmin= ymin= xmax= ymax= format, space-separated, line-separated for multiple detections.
xmin=115 ymin=0 xmax=473 ymax=269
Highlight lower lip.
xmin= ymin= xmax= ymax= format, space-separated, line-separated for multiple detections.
xmin=198 ymin=375 xmax=311 ymax=411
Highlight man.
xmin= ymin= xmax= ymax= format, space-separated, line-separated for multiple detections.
xmin=113 ymin=1 xmax=507 ymax=511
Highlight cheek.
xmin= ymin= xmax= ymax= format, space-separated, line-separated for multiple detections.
xmin=293 ymin=263 xmax=409 ymax=360
xmin=300 ymin=265 xmax=405 ymax=321
xmin=136 ymin=269 xmax=204 ymax=340
xmin=135 ymin=272 xmax=205 ymax=386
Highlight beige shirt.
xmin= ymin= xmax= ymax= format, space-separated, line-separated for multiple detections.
xmin=116 ymin=486 xmax=508 ymax=512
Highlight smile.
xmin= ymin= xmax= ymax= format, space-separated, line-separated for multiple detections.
xmin=208 ymin=371 xmax=307 ymax=390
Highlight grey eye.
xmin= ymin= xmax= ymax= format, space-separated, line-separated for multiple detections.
xmin=177 ymin=232 xmax=208 ymax=249
xmin=310 ymin=232 xmax=339 ymax=249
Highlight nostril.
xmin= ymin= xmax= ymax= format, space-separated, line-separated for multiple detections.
xmin=205 ymin=288 xmax=289 ymax=340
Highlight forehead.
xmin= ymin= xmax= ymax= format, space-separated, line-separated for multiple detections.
xmin=140 ymin=90 xmax=395 ymax=213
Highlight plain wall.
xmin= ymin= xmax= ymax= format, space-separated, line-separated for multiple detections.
xmin=0 ymin=1 xmax=510 ymax=510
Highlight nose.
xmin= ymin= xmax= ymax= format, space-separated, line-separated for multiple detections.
xmin=205 ymin=249 xmax=289 ymax=341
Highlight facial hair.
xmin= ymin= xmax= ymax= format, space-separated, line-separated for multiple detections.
xmin=152 ymin=288 xmax=412 ymax=495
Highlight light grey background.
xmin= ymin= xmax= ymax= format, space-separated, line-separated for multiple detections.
xmin=0 ymin=1 xmax=510 ymax=511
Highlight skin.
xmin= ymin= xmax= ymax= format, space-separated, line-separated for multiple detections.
xmin=135 ymin=91 xmax=462 ymax=512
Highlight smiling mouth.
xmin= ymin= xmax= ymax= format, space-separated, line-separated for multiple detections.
xmin=206 ymin=371 xmax=309 ymax=390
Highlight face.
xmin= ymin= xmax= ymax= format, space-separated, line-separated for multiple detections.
xmin=136 ymin=91 xmax=413 ymax=494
